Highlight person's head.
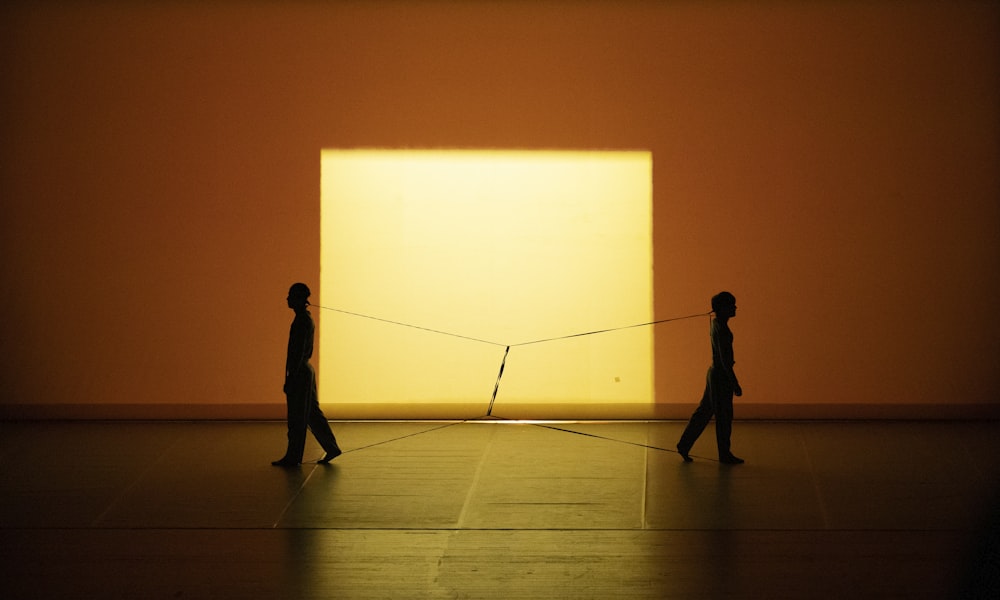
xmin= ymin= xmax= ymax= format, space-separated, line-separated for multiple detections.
xmin=287 ymin=282 xmax=311 ymax=310
xmin=711 ymin=291 xmax=737 ymax=318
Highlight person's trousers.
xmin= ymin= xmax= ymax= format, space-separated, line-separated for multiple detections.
xmin=282 ymin=364 xmax=340 ymax=462
xmin=677 ymin=367 xmax=734 ymax=458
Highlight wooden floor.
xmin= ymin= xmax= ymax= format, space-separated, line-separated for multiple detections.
xmin=1 ymin=419 xmax=998 ymax=599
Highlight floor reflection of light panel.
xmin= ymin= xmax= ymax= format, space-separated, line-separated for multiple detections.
xmin=320 ymin=150 xmax=651 ymax=416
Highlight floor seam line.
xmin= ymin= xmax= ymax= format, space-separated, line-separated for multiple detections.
xmin=455 ymin=423 xmax=495 ymax=529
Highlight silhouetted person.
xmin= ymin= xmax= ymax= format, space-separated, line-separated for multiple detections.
xmin=677 ymin=291 xmax=745 ymax=464
xmin=272 ymin=282 xmax=342 ymax=467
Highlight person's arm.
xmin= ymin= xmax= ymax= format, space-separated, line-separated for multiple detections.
xmin=284 ymin=318 xmax=308 ymax=391
xmin=713 ymin=323 xmax=742 ymax=396
xmin=726 ymin=338 xmax=742 ymax=397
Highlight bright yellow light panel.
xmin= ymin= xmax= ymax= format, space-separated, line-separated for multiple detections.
xmin=320 ymin=150 xmax=652 ymax=411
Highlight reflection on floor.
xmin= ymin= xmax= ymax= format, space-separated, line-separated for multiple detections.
xmin=1 ymin=420 xmax=998 ymax=599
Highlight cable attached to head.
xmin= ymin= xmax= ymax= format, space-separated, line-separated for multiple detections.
xmin=310 ymin=304 xmax=712 ymax=415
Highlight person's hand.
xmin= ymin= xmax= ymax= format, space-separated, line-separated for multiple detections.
xmin=734 ymin=384 xmax=743 ymax=397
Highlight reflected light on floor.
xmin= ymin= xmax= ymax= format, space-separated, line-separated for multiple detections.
xmin=320 ymin=149 xmax=652 ymax=412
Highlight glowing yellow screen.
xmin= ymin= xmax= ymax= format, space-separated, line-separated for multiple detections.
xmin=320 ymin=150 xmax=651 ymax=410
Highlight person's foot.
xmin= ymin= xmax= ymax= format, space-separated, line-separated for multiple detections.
xmin=318 ymin=448 xmax=342 ymax=464
xmin=677 ymin=445 xmax=693 ymax=462
xmin=271 ymin=458 xmax=300 ymax=467
xmin=719 ymin=454 xmax=745 ymax=465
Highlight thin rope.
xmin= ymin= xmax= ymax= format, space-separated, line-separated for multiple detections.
xmin=311 ymin=304 xmax=506 ymax=347
xmin=510 ymin=312 xmax=711 ymax=347
xmin=332 ymin=419 xmax=474 ymax=456
xmin=523 ymin=420 xmax=719 ymax=462
xmin=313 ymin=303 xmax=709 ymax=349
xmin=309 ymin=304 xmax=711 ymax=416
xmin=315 ymin=416 xmax=718 ymax=463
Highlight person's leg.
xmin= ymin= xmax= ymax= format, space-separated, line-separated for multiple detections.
xmin=300 ymin=366 xmax=341 ymax=462
xmin=709 ymin=376 xmax=741 ymax=463
xmin=677 ymin=373 xmax=715 ymax=460
xmin=309 ymin=409 xmax=341 ymax=463
xmin=274 ymin=376 xmax=309 ymax=466
xmin=714 ymin=394 xmax=733 ymax=459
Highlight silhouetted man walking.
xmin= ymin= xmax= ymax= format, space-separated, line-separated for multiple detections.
xmin=272 ymin=282 xmax=342 ymax=467
xmin=677 ymin=291 xmax=745 ymax=464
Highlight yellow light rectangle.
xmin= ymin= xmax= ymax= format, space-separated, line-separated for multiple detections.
xmin=320 ymin=150 xmax=652 ymax=412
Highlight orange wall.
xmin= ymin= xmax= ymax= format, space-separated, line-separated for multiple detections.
xmin=1 ymin=1 xmax=997 ymax=419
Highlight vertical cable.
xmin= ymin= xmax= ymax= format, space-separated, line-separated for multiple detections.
xmin=486 ymin=346 xmax=511 ymax=417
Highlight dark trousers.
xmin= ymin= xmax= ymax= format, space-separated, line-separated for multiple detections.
xmin=677 ymin=367 xmax=734 ymax=459
xmin=282 ymin=364 xmax=340 ymax=462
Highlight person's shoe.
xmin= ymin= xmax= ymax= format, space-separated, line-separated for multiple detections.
xmin=318 ymin=448 xmax=342 ymax=464
xmin=677 ymin=445 xmax=693 ymax=462
xmin=719 ymin=454 xmax=745 ymax=465
xmin=271 ymin=458 xmax=300 ymax=467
